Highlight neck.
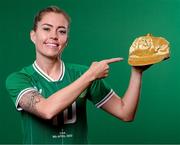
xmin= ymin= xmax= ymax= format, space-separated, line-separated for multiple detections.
xmin=35 ymin=56 xmax=62 ymax=80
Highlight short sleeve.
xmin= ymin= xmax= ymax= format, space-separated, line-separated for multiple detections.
xmin=87 ymin=79 xmax=114 ymax=108
xmin=5 ymin=72 xmax=37 ymax=111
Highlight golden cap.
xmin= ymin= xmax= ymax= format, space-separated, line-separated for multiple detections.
xmin=128 ymin=33 xmax=170 ymax=66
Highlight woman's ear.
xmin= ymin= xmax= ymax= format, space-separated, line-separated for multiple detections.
xmin=65 ymin=37 xmax=68 ymax=47
xmin=30 ymin=30 xmax=36 ymax=44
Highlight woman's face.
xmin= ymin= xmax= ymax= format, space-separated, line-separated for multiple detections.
xmin=31 ymin=12 xmax=69 ymax=59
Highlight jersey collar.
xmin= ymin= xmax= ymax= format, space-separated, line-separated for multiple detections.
xmin=32 ymin=61 xmax=65 ymax=82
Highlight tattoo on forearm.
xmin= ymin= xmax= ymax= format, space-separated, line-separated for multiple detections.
xmin=19 ymin=91 xmax=42 ymax=113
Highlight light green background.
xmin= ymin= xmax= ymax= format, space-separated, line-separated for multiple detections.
xmin=0 ymin=0 xmax=180 ymax=144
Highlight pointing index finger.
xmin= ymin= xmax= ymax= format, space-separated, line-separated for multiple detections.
xmin=104 ymin=57 xmax=124 ymax=64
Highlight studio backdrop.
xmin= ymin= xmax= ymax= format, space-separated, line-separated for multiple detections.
xmin=0 ymin=0 xmax=180 ymax=144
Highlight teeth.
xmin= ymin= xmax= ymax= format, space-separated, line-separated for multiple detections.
xmin=46 ymin=43 xmax=58 ymax=47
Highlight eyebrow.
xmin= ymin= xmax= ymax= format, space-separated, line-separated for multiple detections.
xmin=41 ymin=23 xmax=67 ymax=29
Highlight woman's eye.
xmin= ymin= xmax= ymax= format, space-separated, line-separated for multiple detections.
xmin=59 ymin=30 xmax=67 ymax=34
xmin=43 ymin=27 xmax=50 ymax=31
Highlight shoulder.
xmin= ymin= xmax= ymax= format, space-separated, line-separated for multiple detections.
xmin=6 ymin=64 xmax=37 ymax=98
xmin=6 ymin=65 xmax=34 ymax=85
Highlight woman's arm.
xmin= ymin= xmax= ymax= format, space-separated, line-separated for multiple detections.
xmin=19 ymin=70 xmax=94 ymax=119
xmin=101 ymin=66 xmax=150 ymax=122
xmin=19 ymin=58 xmax=123 ymax=120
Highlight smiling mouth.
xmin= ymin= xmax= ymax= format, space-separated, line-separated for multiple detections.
xmin=45 ymin=43 xmax=60 ymax=48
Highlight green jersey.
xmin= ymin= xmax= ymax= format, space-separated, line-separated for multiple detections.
xmin=6 ymin=61 xmax=114 ymax=144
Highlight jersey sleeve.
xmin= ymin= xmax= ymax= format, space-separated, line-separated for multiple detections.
xmin=6 ymin=72 xmax=37 ymax=111
xmin=87 ymin=79 xmax=114 ymax=108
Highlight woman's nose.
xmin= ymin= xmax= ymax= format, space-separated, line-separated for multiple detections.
xmin=50 ymin=31 xmax=58 ymax=40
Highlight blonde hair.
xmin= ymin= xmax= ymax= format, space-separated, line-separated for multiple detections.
xmin=33 ymin=6 xmax=71 ymax=31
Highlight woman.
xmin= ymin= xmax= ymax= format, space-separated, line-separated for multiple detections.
xmin=6 ymin=6 xmax=150 ymax=144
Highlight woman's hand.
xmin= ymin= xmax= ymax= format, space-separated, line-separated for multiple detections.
xmin=86 ymin=57 xmax=123 ymax=81
xmin=132 ymin=64 xmax=152 ymax=74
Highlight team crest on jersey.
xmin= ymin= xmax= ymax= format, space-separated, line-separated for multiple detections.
xmin=79 ymin=90 xmax=87 ymax=98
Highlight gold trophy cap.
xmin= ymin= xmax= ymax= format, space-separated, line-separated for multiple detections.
xmin=128 ymin=33 xmax=170 ymax=66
